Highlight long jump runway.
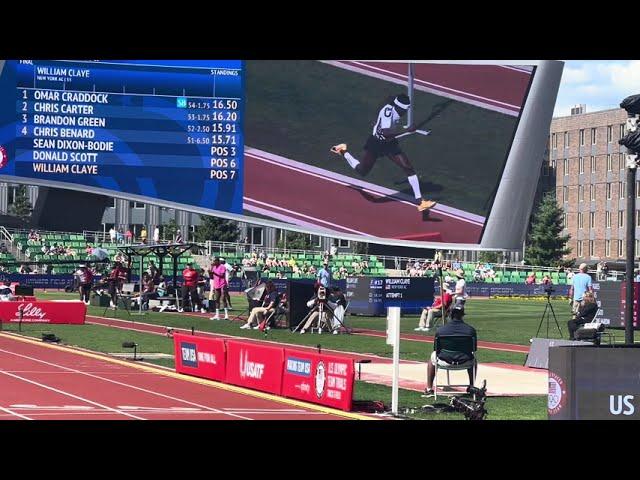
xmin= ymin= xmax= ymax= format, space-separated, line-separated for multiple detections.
xmin=0 ymin=333 xmax=360 ymax=420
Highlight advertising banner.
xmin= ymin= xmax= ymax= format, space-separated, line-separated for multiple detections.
xmin=225 ymin=340 xmax=284 ymax=395
xmin=173 ymin=333 xmax=227 ymax=382
xmin=0 ymin=300 xmax=85 ymax=324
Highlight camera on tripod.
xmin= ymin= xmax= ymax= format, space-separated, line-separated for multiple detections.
xmin=544 ymin=286 xmax=555 ymax=296
xmin=317 ymin=286 xmax=328 ymax=303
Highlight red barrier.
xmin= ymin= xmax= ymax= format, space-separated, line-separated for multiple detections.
xmin=282 ymin=349 xmax=354 ymax=411
xmin=173 ymin=333 xmax=226 ymax=381
xmin=0 ymin=301 xmax=86 ymax=324
xmin=225 ymin=340 xmax=284 ymax=395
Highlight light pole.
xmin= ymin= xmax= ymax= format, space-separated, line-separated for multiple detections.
xmin=619 ymin=94 xmax=640 ymax=344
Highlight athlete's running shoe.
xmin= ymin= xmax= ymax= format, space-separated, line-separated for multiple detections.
xmin=330 ymin=143 xmax=347 ymax=155
xmin=418 ymin=199 xmax=437 ymax=212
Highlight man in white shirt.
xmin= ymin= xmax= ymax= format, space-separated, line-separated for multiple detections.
xmin=153 ymin=226 xmax=160 ymax=244
xmin=109 ymin=227 xmax=117 ymax=244
xmin=454 ymin=269 xmax=467 ymax=298
xmin=331 ymin=93 xmax=436 ymax=212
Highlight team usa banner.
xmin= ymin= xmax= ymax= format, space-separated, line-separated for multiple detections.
xmin=0 ymin=60 xmax=563 ymax=249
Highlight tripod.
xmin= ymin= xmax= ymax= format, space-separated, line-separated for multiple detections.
xmin=293 ymin=300 xmax=349 ymax=334
xmin=103 ymin=281 xmax=131 ymax=319
xmin=535 ymin=293 xmax=563 ymax=338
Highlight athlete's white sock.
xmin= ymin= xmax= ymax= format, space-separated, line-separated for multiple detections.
xmin=408 ymin=174 xmax=422 ymax=199
xmin=224 ymin=308 xmax=228 ymax=318
xmin=215 ymin=309 xmax=220 ymax=316
xmin=344 ymin=152 xmax=360 ymax=169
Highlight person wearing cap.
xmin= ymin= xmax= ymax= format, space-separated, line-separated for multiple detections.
xmin=415 ymin=283 xmax=453 ymax=332
xmin=75 ymin=263 xmax=94 ymax=305
xmin=568 ymin=263 xmax=592 ymax=315
xmin=424 ymin=297 xmax=477 ymax=395
xmin=330 ymin=93 xmax=437 ymax=212
xmin=317 ymin=261 xmax=331 ymax=289
xmin=454 ymin=268 xmax=467 ymax=298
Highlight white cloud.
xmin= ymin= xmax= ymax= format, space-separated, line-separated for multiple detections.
xmin=562 ymin=66 xmax=590 ymax=84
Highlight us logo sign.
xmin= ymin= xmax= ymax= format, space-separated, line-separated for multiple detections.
xmin=180 ymin=342 xmax=198 ymax=368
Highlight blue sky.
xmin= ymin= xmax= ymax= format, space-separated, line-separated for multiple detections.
xmin=553 ymin=60 xmax=640 ymax=117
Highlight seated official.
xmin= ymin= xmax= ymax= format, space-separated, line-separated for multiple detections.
xmin=138 ymin=275 xmax=158 ymax=310
xmin=299 ymin=286 xmax=334 ymax=334
xmin=424 ymin=298 xmax=477 ymax=395
xmin=415 ymin=285 xmax=453 ymax=332
xmin=241 ymin=281 xmax=278 ymax=329
xmin=567 ymin=291 xmax=598 ymax=340
xmin=328 ymin=287 xmax=347 ymax=333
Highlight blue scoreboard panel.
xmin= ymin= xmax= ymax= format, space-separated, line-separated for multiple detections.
xmin=0 ymin=60 xmax=244 ymax=213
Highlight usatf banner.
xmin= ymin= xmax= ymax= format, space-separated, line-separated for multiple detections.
xmin=225 ymin=340 xmax=284 ymax=395
xmin=282 ymin=349 xmax=354 ymax=411
xmin=173 ymin=333 xmax=226 ymax=382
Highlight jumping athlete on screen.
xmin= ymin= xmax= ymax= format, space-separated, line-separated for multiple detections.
xmin=331 ymin=93 xmax=436 ymax=212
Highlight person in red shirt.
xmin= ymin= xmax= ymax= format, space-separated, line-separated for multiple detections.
xmin=415 ymin=284 xmax=453 ymax=332
xmin=180 ymin=263 xmax=202 ymax=312
xmin=76 ymin=264 xmax=94 ymax=305
xmin=107 ymin=262 xmax=127 ymax=308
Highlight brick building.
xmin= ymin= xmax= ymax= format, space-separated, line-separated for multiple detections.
xmin=545 ymin=106 xmax=631 ymax=262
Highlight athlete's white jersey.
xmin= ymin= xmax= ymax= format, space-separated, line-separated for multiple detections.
xmin=372 ymin=104 xmax=402 ymax=140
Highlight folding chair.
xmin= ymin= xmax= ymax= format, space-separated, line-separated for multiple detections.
xmin=258 ymin=294 xmax=282 ymax=331
xmin=434 ymin=335 xmax=477 ymax=401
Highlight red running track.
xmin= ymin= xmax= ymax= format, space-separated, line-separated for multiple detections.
xmin=330 ymin=61 xmax=532 ymax=115
xmin=0 ymin=334 xmax=355 ymax=420
xmin=244 ymin=149 xmax=483 ymax=243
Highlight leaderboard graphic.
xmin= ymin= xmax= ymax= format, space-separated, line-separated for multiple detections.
xmin=0 ymin=60 xmax=244 ymax=213
xmin=0 ymin=60 xmax=562 ymax=249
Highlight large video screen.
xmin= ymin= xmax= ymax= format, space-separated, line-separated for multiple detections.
xmin=0 ymin=60 xmax=563 ymax=249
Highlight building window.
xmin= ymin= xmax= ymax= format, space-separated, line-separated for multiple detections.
xmin=133 ymin=202 xmax=145 ymax=209
xmin=579 ymin=129 xmax=585 ymax=146
xmin=637 ymin=181 xmax=640 ymax=198
xmin=562 ymin=186 xmax=567 ymax=202
xmin=578 ymin=212 xmax=584 ymax=229
xmin=637 ymin=240 xmax=640 ymax=258
xmin=605 ymin=240 xmax=611 ymax=257
xmin=620 ymin=181 xmax=626 ymax=199
xmin=579 ymin=185 xmax=584 ymax=202
xmin=579 ymin=157 xmax=584 ymax=174
xmin=563 ymin=159 xmax=569 ymax=176
xmin=591 ymin=128 xmax=597 ymax=145
xmin=249 ymin=226 xmax=263 ymax=246
xmin=563 ymin=213 xmax=568 ymax=228
xmin=308 ymin=235 xmax=322 ymax=248
xmin=621 ymin=123 xmax=626 ymax=139
xmin=590 ymin=184 xmax=595 ymax=201
xmin=606 ymin=211 xmax=611 ymax=228
xmin=621 ymin=153 xmax=626 ymax=170
xmin=577 ymin=241 xmax=583 ymax=257
xmin=607 ymin=154 xmax=612 ymax=171
xmin=552 ymin=133 xmax=557 ymax=149
xmin=339 ymin=239 xmax=350 ymax=248
xmin=619 ymin=211 xmax=624 ymax=228
xmin=590 ymin=156 xmax=596 ymax=172
xmin=637 ymin=210 xmax=640 ymax=227
xmin=564 ymin=132 xmax=569 ymax=148
xmin=590 ymin=211 xmax=595 ymax=228
xmin=589 ymin=240 xmax=594 ymax=257
xmin=618 ymin=239 xmax=624 ymax=257
xmin=112 ymin=198 xmax=117 ymax=208
xmin=606 ymin=183 xmax=612 ymax=199
xmin=607 ymin=125 xmax=613 ymax=143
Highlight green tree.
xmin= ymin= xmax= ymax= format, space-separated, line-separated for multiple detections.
xmin=163 ymin=219 xmax=178 ymax=241
xmin=8 ymin=185 xmax=32 ymax=224
xmin=524 ymin=192 xmax=572 ymax=267
xmin=194 ymin=215 xmax=239 ymax=243
xmin=277 ymin=231 xmax=312 ymax=250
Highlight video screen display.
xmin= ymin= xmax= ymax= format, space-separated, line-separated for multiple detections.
xmin=0 ymin=60 xmax=561 ymax=249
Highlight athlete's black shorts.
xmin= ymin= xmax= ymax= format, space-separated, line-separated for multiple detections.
xmin=364 ymin=135 xmax=403 ymax=158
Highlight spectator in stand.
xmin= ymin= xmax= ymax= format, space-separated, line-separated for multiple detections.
xmin=125 ymin=229 xmax=133 ymax=244
xmin=452 ymin=259 xmax=461 ymax=271
xmin=140 ymin=227 xmax=147 ymax=244
xmin=153 ymin=226 xmax=160 ymax=244
xmin=541 ymin=274 xmax=552 ymax=285
xmin=180 ymin=263 xmax=202 ymax=313
xmin=596 ymin=262 xmax=603 ymax=281
xmin=116 ymin=229 xmax=124 ymax=244
xmin=415 ymin=284 xmax=453 ymax=331
xmin=526 ymin=272 xmax=536 ymax=285
xmin=109 ymin=227 xmax=117 ymax=243
xmin=566 ymin=268 xmax=574 ymax=282
xmin=41 ymin=243 xmax=50 ymax=255
xmin=0 ymin=242 xmax=7 ymax=254
xmin=19 ymin=264 xmax=31 ymax=274
xmin=175 ymin=229 xmax=183 ymax=244
xmin=635 ymin=269 xmax=640 ymax=282
xmin=602 ymin=262 xmax=609 ymax=280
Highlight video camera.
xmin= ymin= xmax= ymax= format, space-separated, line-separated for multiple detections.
xmin=449 ymin=380 xmax=488 ymax=420
xmin=544 ymin=286 xmax=555 ymax=295
xmin=317 ymin=286 xmax=328 ymax=303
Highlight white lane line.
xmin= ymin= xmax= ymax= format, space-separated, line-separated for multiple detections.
xmin=0 ymin=347 xmax=252 ymax=420
xmin=0 ymin=406 xmax=32 ymax=420
xmin=0 ymin=370 xmax=145 ymax=420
